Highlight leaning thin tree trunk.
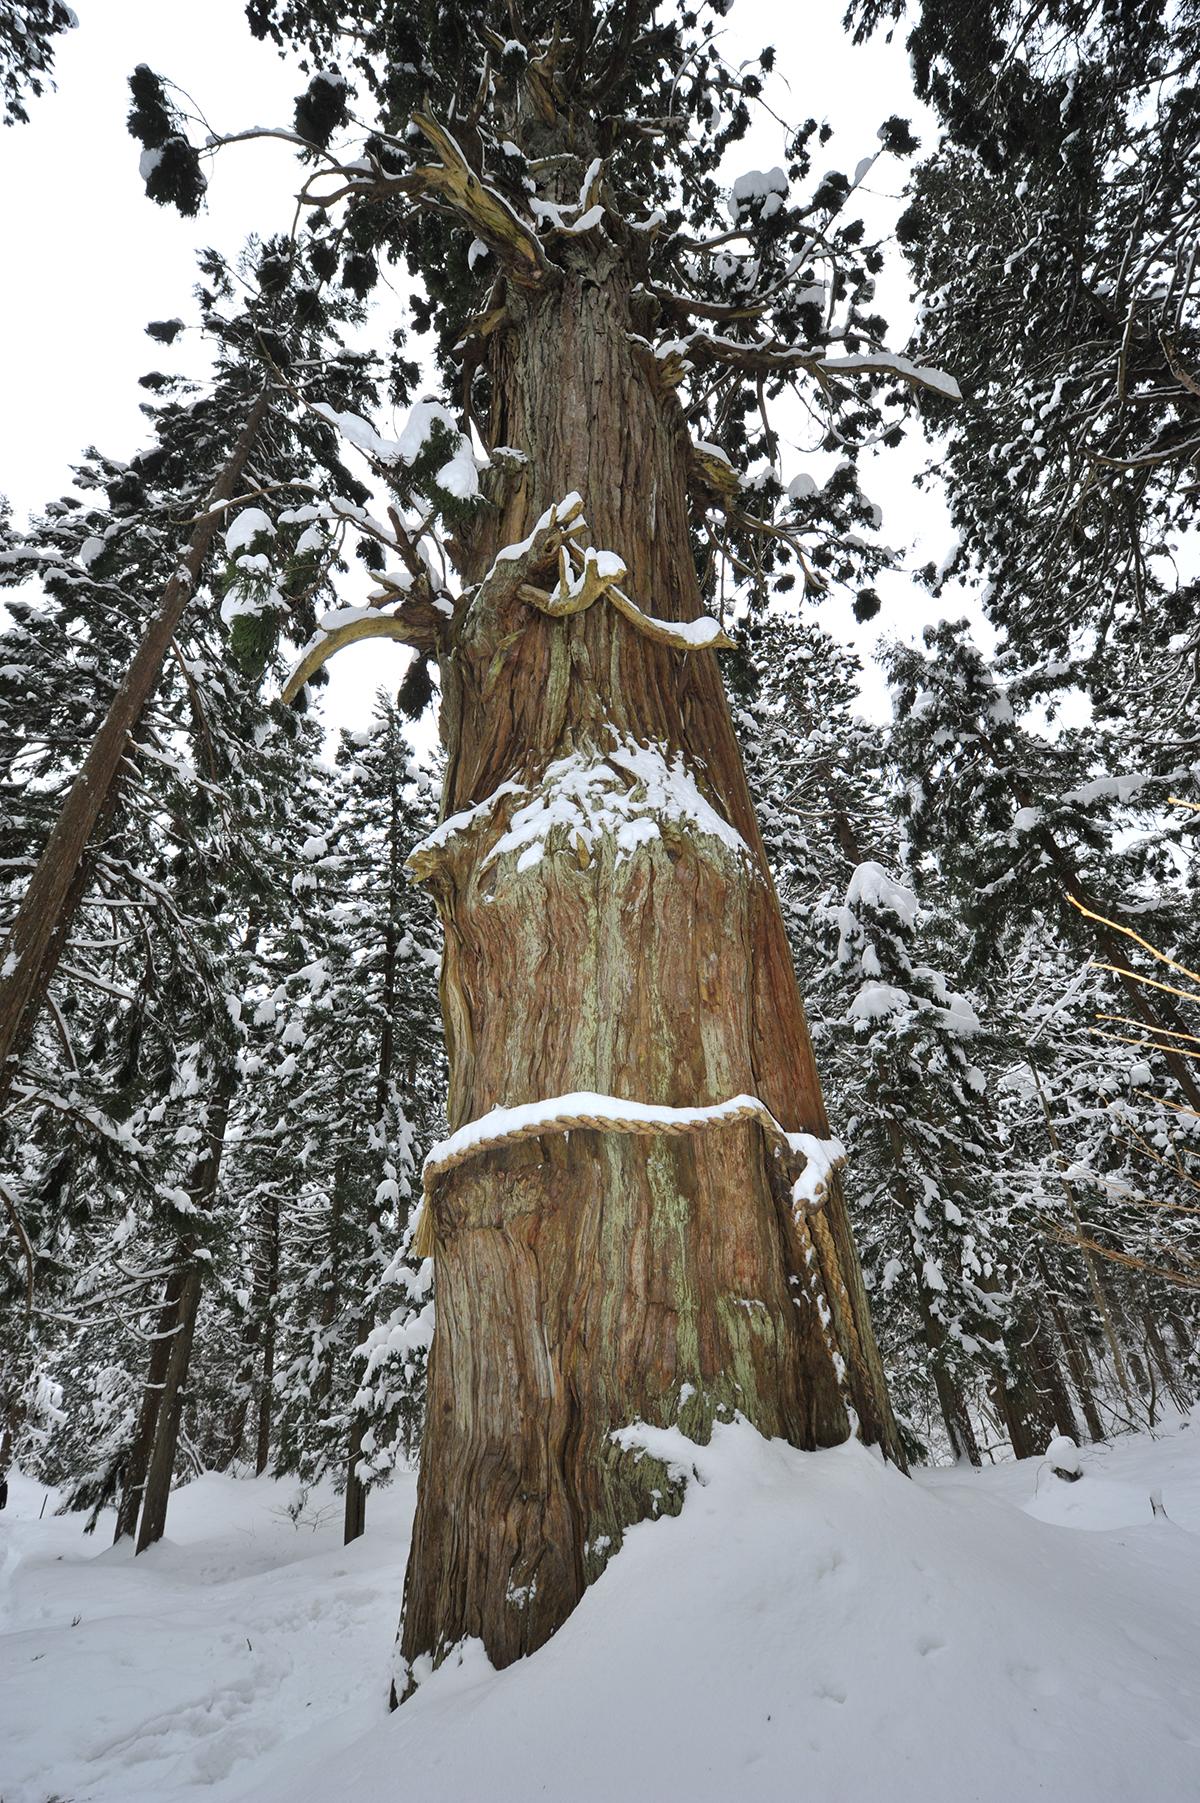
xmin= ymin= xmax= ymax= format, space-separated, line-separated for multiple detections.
xmin=395 ymin=267 xmax=898 ymax=1692
xmin=135 ymin=1261 xmax=203 ymax=1552
xmin=0 ymin=389 xmax=271 ymax=1112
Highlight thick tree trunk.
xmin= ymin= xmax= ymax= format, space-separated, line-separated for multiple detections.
xmin=987 ymin=1370 xmax=1039 ymax=1461
xmin=993 ymin=1312 xmax=1066 ymax=1459
xmin=1029 ymin=1311 xmax=1081 ymax=1443
xmin=396 ymin=266 xmax=897 ymax=1690
xmin=0 ymin=390 xmax=271 ymax=1112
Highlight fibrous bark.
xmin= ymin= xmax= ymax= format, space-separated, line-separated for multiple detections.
xmin=395 ymin=259 xmax=898 ymax=1693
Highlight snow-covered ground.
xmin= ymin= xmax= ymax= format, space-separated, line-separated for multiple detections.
xmin=3 ymin=1413 xmax=1199 ymax=1802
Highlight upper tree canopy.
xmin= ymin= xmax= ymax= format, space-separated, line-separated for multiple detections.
xmin=129 ymin=1 xmax=953 ymax=635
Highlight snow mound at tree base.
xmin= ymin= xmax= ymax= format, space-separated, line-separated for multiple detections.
xmin=284 ymin=1419 xmax=1200 ymax=1803
xmin=3 ymin=1418 xmax=1200 ymax=1802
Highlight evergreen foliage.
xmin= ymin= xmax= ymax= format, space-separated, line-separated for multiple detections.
xmin=128 ymin=0 xmax=958 ymax=626
xmin=849 ymin=0 xmax=1200 ymax=709
xmin=0 ymin=239 xmax=441 ymax=1533
xmin=0 ymin=0 xmax=75 ymax=126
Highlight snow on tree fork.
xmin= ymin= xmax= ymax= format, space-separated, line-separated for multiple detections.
xmin=412 ymin=1089 xmax=846 ymax=1258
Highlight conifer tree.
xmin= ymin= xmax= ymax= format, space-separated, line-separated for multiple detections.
xmin=125 ymin=0 xmax=978 ymax=1683
xmin=0 ymin=235 xmax=391 ymax=1540
xmin=848 ymin=0 xmax=1200 ymax=709
xmin=252 ymin=699 xmax=443 ymax=1536
xmin=735 ymin=614 xmax=1064 ymax=1461
xmin=885 ymin=622 xmax=1200 ymax=1429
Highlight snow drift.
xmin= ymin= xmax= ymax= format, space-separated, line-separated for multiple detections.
xmin=2 ymin=1417 xmax=1199 ymax=1801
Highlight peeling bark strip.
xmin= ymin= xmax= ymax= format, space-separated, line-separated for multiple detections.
xmin=393 ymin=264 xmax=901 ymax=1696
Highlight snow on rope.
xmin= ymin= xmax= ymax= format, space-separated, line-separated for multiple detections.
xmin=411 ymin=1090 xmax=845 ymax=1257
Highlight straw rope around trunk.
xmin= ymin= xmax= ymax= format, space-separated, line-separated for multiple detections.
xmin=411 ymin=1091 xmax=844 ymax=1258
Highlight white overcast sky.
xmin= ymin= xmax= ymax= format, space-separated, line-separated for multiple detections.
xmin=0 ymin=0 xmax=981 ymax=731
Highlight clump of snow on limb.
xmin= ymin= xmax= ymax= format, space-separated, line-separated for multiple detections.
xmin=419 ymin=1089 xmax=843 ymax=1223
xmin=312 ymin=396 xmax=485 ymax=500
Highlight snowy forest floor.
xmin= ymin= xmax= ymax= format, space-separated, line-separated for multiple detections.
xmin=3 ymin=1414 xmax=1199 ymax=1803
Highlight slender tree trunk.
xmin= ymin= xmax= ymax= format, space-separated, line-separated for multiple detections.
xmin=0 ymin=390 xmax=271 ymax=1111
xmin=929 ymin=1337 xmax=981 ymax=1466
xmin=315 ymin=1160 xmax=347 ymax=1411
xmin=344 ymin=781 xmax=405 ymax=1547
xmin=135 ymin=1071 xmax=235 ymax=1552
xmin=344 ymin=1411 xmax=367 ymax=1544
xmin=114 ymin=1268 xmax=186 ymax=1541
xmin=1029 ymin=1310 xmax=1080 ymax=1442
xmin=1066 ymin=1334 xmax=1106 ymax=1443
xmin=1031 ymin=1066 xmax=1137 ymax=1414
xmin=1140 ymin=1302 xmax=1187 ymax=1408
xmin=1166 ymin=1302 xmax=1194 ymax=1363
xmin=1039 ymin=1255 xmax=1105 ymax=1443
xmin=881 ymin=1123 xmax=979 ymax=1465
xmin=0 ymin=1403 xmax=16 ymax=1485
xmin=342 ymin=1288 xmax=374 ymax=1546
xmin=223 ymin=1185 xmax=282 ymax=1478
xmin=255 ymin=1191 xmax=280 ymax=1477
xmin=135 ymin=1261 xmax=203 ymax=1552
xmin=396 ymin=266 xmax=897 ymax=1691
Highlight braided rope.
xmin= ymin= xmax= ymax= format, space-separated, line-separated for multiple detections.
xmin=411 ymin=1093 xmax=844 ymax=1257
